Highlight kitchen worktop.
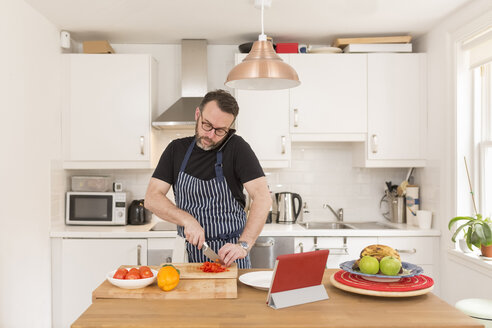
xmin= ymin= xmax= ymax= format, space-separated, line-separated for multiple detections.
xmin=72 ymin=269 xmax=479 ymax=328
xmin=50 ymin=217 xmax=440 ymax=238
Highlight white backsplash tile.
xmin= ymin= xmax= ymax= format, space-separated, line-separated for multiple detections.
xmin=266 ymin=143 xmax=409 ymax=223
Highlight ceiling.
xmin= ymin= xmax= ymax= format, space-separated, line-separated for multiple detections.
xmin=25 ymin=0 xmax=472 ymax=45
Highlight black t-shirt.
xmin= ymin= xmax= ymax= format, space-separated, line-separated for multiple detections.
xmin=152 ymin=133 xmax=264 ymax=208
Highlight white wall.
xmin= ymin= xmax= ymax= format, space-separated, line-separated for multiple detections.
xmin=0 ymin=0 xmax=61 ymax=327
xmin=419 ymin=0 xmax=492 ymax=304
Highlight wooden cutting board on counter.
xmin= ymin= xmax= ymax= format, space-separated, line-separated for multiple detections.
xmin=93 ymin=263 xmax=238 ymax=301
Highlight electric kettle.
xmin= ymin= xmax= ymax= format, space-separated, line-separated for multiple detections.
xmin=128 ymin=199 xmax=152 ymax=225
xmin=273 ymin=192 xmax=302 ymax=224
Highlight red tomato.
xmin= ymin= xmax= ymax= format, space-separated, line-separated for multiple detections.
xmin=125 ymin=268 xmax=141 ymax=280
xmin=140 ymin=270 xmax=153 ymax=278
xmin=139 ymin=266 xmax=151 ymax=274
xmin=199 ymin=261 xmax=228 ymax=273
xmin=113 ymin=268 xmax=128 ymax=279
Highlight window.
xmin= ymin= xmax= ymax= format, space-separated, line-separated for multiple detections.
xmin=478 ymin=64 xmax=492 ymax=217
xmin=465 ymin=28 xmax=492 ymax=217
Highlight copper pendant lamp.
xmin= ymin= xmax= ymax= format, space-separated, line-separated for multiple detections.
xmin=225 ymin=0 xmax=300 ymax=90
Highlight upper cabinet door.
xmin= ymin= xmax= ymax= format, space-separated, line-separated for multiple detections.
xmin=63 ymin=54 xmax=156 ymax=168
xmin=236 ymin=89 xmax=290 ymax=165
xmin=289 ymin=54 xmax=367 ymax=135
xmin=235 ymin=54 xmax=291 ymax=168
xmin=367 ymin=53 xmax=426 ymax=160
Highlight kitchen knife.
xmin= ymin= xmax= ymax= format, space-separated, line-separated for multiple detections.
xmin=202 ymin=242 xmax=221 ymax=262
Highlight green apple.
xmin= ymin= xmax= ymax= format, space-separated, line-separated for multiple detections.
xmin=379 ymin=256 xmax=402 ymax=276
xmin=359 ymin=256 xmax=379 ymax=274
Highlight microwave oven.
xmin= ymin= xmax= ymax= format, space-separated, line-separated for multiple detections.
xmin=66 ymin=192 xmax=126 ymax=225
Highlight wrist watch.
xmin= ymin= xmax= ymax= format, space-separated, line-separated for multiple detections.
xmin=238 ymin=241 xmax=249 ymax=254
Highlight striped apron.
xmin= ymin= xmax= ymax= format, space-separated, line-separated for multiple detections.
xmin=174 ymin=137 xmax=251 ymax=269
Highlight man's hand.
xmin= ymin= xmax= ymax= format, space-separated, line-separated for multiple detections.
xmin=183 ymin=218 xmax=205 ymax=249
xmin=218 ymin=243 xmax=248 ymax=267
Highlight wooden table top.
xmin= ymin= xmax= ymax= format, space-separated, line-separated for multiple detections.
xmin=72 ymin=269 xmax=482 ymax=328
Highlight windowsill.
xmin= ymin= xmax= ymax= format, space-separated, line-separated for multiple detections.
xmin=447 ymin=248 xmax=492 ymax=278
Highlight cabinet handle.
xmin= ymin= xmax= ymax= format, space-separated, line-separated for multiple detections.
xmin=254 ymin=238 xmax=275 ymax=247
xmin=140 ymin=136 xmax=145 ymax=155
xmin=137 ymin=244 xmax=142 ymax=265
xmin=298 ymin=242 xmax=304 ymax=253
xmin=395 ymin=248 xmax=417 ymax=254
xmin=281 ymin=136 xmax=286 ymax=154
xmin=294 ymin=108 xmax=299 ymax=127
xmin=371 ymin=134 xmax=378 ymax=154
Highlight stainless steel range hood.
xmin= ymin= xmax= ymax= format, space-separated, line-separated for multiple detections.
xmin=152 ymin=40 xmax=208 ymax=129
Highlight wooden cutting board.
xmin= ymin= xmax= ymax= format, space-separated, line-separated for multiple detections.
xmin=169 ymin=263 xmax=237 ymax=279
xmin=93 ymin=263 xmax=238 ymax=300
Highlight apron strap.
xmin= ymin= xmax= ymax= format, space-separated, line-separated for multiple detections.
xmin=215 ymin=151 xmax=224 ymax=182
xmin=179 ymin=139 xmax=196 ymax=172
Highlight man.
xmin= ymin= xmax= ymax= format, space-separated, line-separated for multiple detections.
xmin=145 ymin=89 xmax=272 ymax=268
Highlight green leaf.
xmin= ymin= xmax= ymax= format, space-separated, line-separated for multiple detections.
xmin=474 ymin=224 xmax=486 ymax=245
xmin=470 ymin=224 xmax=482 ymax=248
xmin=466 ymin=230 xmax=473 ymax=251
xmin=451 ymin=221 xmax=473 ymax=242
xmin=448 ymin=216 xmax=474 ymax=230
xmin=483 ymin=223 xmax=492 ymax=246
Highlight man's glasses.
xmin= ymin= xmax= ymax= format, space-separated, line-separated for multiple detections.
xmin=200 ymin=115 xmax=229 ymax=137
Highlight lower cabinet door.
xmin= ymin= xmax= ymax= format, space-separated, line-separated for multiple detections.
xmin=53 ymin=238 xmax=147 ymax=328
xmin=294 ymin=237 xmax=377 ymax=268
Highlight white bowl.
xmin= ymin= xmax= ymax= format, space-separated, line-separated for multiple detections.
xmin=106 ymin=268 xmax=158 ymax=289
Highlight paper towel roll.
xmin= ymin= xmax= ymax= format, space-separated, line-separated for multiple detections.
xmin=405 ymin=186 xmax=419 ymax=226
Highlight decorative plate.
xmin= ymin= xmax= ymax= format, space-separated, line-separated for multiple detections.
xmin=339 ymin=260 xmax=423 ymax=282
xmin=330 ymin=271 xmax=434 ymax=297
xmin=238 ymin=271 xmax=273 ymax=291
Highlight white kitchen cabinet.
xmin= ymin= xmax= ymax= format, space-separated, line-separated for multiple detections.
xmin=235 ymin=54 xmax=291 ymax=168
xmin=62 ymin=54 xmax=158 ymax=169
xmin=289 ymin=54 xmax=367 ymax=141
xmin=51 ymin=238 xmax=148 ymax=328
xmin=294 ymin=236 xmax=377 ymax=268
xmin=353 ymin=53 xmax=427 ymax=167
xmin=377 ymin=236 xmax=438 ymax=279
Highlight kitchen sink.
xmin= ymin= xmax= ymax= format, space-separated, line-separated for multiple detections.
xmin=343 ymin=221 xmax=397 ymax=229
xmin=299 ymin=222 xmax=354 ymax=230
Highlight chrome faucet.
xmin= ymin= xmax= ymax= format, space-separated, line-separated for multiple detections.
xmin=323 ymin=204 xmax=344 ymax=222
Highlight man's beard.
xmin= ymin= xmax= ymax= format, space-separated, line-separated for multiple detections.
xmin=195 ymin=123 xmax=223 ymax=151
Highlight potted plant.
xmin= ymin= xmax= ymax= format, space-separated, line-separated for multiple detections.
xmin=448 ymin=214 xmax=492 ymax=257
xmin=448 ymin=157 xmax=492 ymax=257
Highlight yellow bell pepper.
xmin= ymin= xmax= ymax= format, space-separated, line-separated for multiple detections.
xmin=157 ymin=264 xmax=180 ymax=291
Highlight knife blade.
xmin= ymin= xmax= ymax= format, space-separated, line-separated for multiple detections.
xmin=202 ymin=242 xmax=221 ymax=262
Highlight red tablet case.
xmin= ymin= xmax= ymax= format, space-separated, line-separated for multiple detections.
xmin=267 ymin=250 xmax=329 ymax=309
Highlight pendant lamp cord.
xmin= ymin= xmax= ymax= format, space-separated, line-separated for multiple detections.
xmin=259 ymin=0 xmax=266 ymax=41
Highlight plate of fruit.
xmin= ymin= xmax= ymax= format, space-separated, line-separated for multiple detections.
xmin=339 ymin=245 xmax=423 ymax=282
xmin=107 ymin=266 xmax=157 ymax=289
